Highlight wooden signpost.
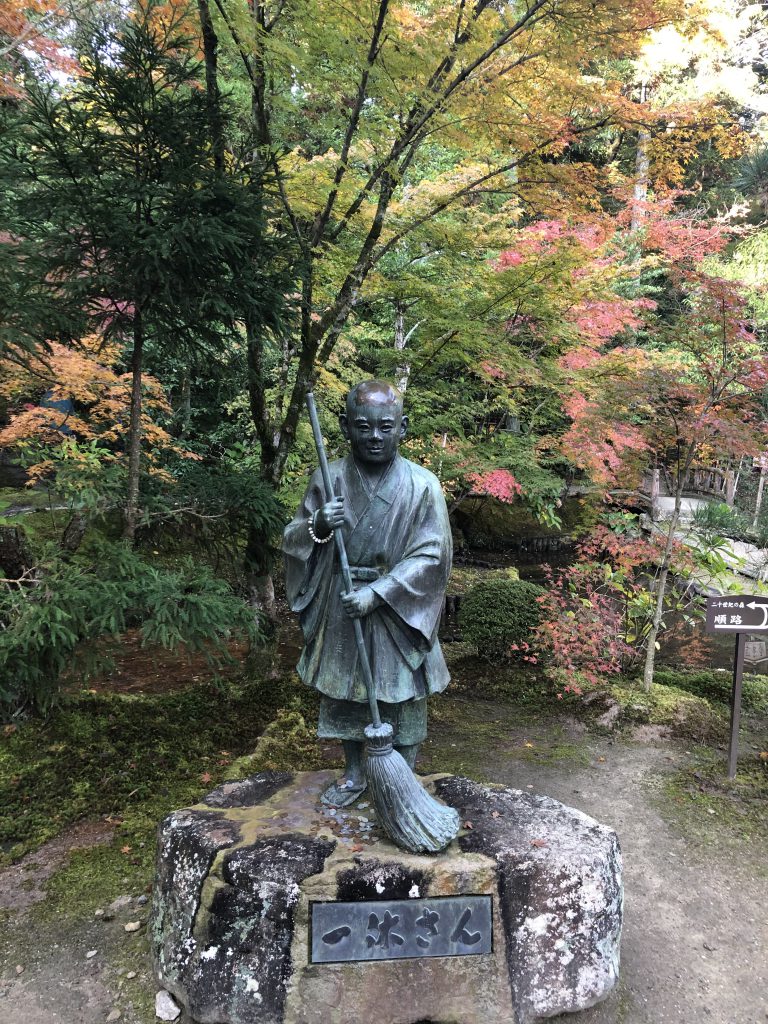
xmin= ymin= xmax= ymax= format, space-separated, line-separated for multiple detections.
xmin=705 ymin=594 xmax=768 ymax=778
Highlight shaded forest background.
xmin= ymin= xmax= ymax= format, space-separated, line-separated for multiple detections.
xmin=2 ymin=0 xmax=768 ymax=716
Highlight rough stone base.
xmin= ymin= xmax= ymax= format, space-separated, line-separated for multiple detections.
xmin=150 ymin=771 xmax=622 ymax=1024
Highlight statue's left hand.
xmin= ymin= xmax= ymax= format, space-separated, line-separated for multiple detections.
xmin=341 ymin=586 xmax=380 ymax=618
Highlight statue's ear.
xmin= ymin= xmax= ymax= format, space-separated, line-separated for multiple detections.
xmin=399 ymin=415 xmax=408 ymax=439
xmin=339 ymin=413 xmax=350 ymax=440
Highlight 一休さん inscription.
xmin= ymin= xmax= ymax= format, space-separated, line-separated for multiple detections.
xmin=310 ymin=895 xmax=492 ymax=963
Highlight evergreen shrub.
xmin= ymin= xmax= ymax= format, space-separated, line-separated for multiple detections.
xmin=459 ymin=578 xmax=544 ymax=658
xmin=0 ymin=539 xmax=261 ymax=718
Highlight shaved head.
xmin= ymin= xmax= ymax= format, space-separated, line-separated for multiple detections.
xmin=345 ymin=379 xmax=403 ymax=417
xmin=340 ymin=379 xmax=407 ymax=467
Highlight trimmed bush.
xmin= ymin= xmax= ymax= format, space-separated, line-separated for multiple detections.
xmin=459 ymin=577 xmax=544 ymax=659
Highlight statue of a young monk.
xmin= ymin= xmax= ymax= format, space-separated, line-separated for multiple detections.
xmin=283 ymin=380 xmax=452 ymax=807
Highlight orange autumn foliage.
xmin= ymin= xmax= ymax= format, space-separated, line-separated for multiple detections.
xmin=0 ymin=0 xmax=77 ymax=98
xmin=0 ymin=339 xmax=175 ymax=480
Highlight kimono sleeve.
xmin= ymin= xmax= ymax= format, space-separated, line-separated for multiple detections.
xmin=369 ymin=474 xmax=451 ymax=648
xmin=282 ymin=467 xmax=334 ymax=614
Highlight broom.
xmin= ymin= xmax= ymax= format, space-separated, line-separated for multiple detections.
xmin=305 ymin=390 xmax=460 ymax=855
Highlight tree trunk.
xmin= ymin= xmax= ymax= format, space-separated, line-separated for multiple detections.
xmin=642 ymin=499 xmax=679 ymax=692
xmin=754 ymin=464 xmax=766 ymax=529
xmin=642 ymin=444 xmax=696 ymax=691
xmin=243 ymin=526 xmax=277 ymax=626
xmin=631 ymin=81 xmax=650 ymax=233
xmin=123 ymin=308 xmax=144 ymax=542
xmin=197 ymin=0 xmax=225 ymax=173
xmin=725 ymin=467 xmax=736 ymax=507
xmin=650 ymin=466 xmax=660 ymax=520
xmin=394 ymin=300 xmax=411 ymax=392
xmin=176 ymin=368 xmax=192 ymax=438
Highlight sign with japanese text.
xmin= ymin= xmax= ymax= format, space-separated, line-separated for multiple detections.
xmin=310 ymin=895 xmax=492 ymax=963
xmin=705 ymin=595 xmax=768 ymax=633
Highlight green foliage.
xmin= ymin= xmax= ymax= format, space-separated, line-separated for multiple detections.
xmin=690 ymin=501 xmax=744 ymax=538
xmin=0 ymin=540 xmax=261 ymax=717
xmin=459 ymin=578 xmax=544 ymax=659
xmin=733 ymin=148 xmax=768 ymax=200
xmin=0 ymin=0 xmax=291 ymax=368
xmin=140 ymin=446 xmax=286 ymax=565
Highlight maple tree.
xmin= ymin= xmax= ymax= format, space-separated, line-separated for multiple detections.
xmin=556 ymin=211 xmax=768 ymax=687
xmin=0 ymin=0 xmax=78 ymax=99
xmin=192 ymin=0 xmax=699 ymax=604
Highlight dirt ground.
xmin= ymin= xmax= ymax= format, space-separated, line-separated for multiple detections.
xmin=466 ymin=729 xmax=768 ymax=1024
xmin=1 ymin=696 xmax=766 ymax=1024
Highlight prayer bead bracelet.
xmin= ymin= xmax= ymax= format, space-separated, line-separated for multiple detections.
xmin=307 ymin=512 xmax=334 ymax=544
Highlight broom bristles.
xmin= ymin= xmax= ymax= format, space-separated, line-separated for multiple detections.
xmin=364 ymin=723 xmax=460 ymax=854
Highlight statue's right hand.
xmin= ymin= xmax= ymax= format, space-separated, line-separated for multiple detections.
xmin=314 ymin=497 xmax=345 ymax=537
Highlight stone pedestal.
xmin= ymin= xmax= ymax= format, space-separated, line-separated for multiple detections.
xmin=150 ymin=771 xmax=622 ymax=1024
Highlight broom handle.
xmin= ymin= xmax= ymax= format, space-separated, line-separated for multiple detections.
xmin=305 ymin=391 xmax=382 ymax=730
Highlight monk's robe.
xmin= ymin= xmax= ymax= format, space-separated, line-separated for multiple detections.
xmin=282 ymin=453 xmax=452 ymax=745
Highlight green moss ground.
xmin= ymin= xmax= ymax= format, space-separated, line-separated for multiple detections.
xmin=655 ymin=752 xmax=768 ymax=855
xmin=0 ymin=667 xmax=319 ymax=866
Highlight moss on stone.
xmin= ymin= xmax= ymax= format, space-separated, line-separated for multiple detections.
xmin=448 ymin=564 xmax=519 ymax=596
xmin=607 ymin=683 xmax=728 ymax=743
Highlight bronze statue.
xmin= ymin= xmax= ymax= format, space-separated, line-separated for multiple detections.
xmin=283 ymin=380 xmax=452 ymax=810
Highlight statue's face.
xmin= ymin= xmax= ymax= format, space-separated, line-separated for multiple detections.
xmin=340 ymin=400 xmax=408 ymax=467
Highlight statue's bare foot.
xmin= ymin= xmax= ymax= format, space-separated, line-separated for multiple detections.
xmin=321 ymin=776 xmax=367 ymax=808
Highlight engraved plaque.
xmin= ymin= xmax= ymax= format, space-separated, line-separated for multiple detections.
xmin=310 ymin=895 xmax=492 ymax=963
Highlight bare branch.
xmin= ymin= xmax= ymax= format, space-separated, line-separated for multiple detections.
xmin=310 ymin=0 xmax=390 ymax=248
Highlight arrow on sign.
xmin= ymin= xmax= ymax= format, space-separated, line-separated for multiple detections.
xmin=746 ymin=600 xmax=768 ymax=628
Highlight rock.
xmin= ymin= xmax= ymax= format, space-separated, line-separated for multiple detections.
xmin=126 ymin=971 xmax=137 ymax=979
xmin=595 ymin=700 xmax=622 ymax=729
xmin=155 ymin=989 xmax=181 ymax=1021
xmin=106 ymin=1010 xmax=121 ymax=1021
xmin=109 ymin=895 xmax=132 ymax=913
xmin=436 ymin=776 xmax=623 ymax=1021
xmin=150 ymin=770 xmax=621 ymax=1024
xmin=124 ymin=921 xmax=142 ymax=933
xmin=86 ymin=950 xmax=98 ymax=959
xmin=202 ymin=771 xmax=293 ymax=809
xmin=137 ymin=894 xmax=149 ymax=906
xmin=14 ymin=965 xmax=23 ymax=975
xmin=94 ymin=908 xmax=105 ymax=918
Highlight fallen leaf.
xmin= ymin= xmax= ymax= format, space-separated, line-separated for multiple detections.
xmin=530 ymin=838 xmax=548 ymax=848
xmin=524 ymin=742 xmax=534 ymax=749
xmin=491 ymin=810 xmax=501 ymax=819
xmin=200 ymin=772 xmax=212 ymax=784
xmin=597 ymin=756 xmax=606 ymax=763
xmin=759 ymin=752 xmax=768 ymax=761
xmin=120 ymin=845 xmax=132 ymax=854
xmin=3 ymin=724 xmax=16 ymax=737
xmin=463 ymin=820 xmax=474 ymax=830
